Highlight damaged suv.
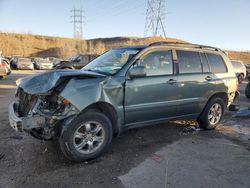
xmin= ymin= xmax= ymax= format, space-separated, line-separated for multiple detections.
xmin=9 ymin=42 xmax=238 ymax=162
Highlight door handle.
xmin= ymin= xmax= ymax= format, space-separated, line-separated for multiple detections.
xmin=205 ymin=76 xmax=213 ymax=81
xmin=167 ymin=79 xmax=177 ymax=85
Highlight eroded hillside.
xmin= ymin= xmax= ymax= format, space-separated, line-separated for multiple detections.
xmin=0 ymin=32 xmax=249 ymax=64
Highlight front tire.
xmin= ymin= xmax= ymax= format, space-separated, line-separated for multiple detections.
xmin=197 ymin=97 xmax=225 ymax=130
xmin=59 ymin=112 xmax=112 ymax=162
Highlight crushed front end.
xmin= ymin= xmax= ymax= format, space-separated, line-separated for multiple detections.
xmin=9 ymin=87 xmax=79 ymax=140
xmin=8 ymin=70 xmax=108 ymax=140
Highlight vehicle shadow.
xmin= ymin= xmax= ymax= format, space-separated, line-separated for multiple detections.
xmin=0 ymin=118 xmax=231 ymax=187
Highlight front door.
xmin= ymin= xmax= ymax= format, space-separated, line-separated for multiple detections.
xmin=124 ymin=49 xmax=178 ymax=125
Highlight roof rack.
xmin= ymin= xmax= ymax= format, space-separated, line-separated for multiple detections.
xmin=149 ymin=42 xmax=223 ymax=52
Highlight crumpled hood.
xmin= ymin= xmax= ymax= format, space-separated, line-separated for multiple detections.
xmin=17 ymin=70 xmax=105 ymax=95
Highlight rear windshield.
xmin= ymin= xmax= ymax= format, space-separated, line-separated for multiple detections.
xmin=231 ymin=60 xmax=243 ymax=68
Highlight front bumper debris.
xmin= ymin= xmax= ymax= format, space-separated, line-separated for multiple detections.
xmin=8 ymin=101 xmax=46 ymax=132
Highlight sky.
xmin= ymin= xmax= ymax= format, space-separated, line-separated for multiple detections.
xmin=0 ymin=0 xmax=249 ymax=50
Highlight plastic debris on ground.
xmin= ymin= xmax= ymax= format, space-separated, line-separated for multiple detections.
xmin=233 ymin=107 xmax=250 ymax=118
xmin=150 ymin=154 xmax=164 ymax=163
xmin=182 ymin=126 xmax=202 ymax=133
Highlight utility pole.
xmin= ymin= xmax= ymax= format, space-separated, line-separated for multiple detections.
xmin=144 ymin=0 xmax=167 ymax=38
xmin=71 ymin=8 xmax=84 ymax=39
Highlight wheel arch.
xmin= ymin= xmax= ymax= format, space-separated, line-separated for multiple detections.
xmin=207 ymin=92 xmax=228 ymax=107
xmin=199 ymin=92 xmax=228 ymax=117
xmin=81 ymin=102 xmax=119 ymax=136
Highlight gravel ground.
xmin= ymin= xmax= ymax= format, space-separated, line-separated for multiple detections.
xmin=0 ymin=70 xmax=249 ymax=188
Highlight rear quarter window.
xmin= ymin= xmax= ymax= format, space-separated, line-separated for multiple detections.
xmin=206 ymin=53 xmax=227 ymax=73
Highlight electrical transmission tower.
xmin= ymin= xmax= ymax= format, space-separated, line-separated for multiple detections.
xmin=71 ymin=8 xmax=84 ymax=38
xmin=144 ymin=0 xmax=167 ymax=38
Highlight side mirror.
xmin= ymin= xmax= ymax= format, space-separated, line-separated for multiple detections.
xmin=128 ymin=66 xmax=146 ymax=79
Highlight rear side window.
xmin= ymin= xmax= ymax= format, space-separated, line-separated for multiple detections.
xmin=206 ymin=53 xmax=227 ymax=73
xmin=176 ymin=50 xmax=202 ymax=74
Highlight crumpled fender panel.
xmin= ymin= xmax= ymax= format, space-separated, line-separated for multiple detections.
xmin=17 ymin=70 xmax=105 ymax=95
xmin=59 ymin=76 xmax=124 ymax=113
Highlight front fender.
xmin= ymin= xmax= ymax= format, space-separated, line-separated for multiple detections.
xmin=59 ymin=77 xmax=124 ymax=113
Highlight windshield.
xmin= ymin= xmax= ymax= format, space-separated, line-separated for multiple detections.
xmin=82 ymin=49 xmax=139 ymax=74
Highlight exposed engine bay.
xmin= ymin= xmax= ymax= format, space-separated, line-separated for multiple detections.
xmin=15 ymin=87 xmax=79 ymax=140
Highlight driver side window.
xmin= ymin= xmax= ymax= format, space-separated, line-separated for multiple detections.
xmin=138 ymin=50 xmax=173 ymax=76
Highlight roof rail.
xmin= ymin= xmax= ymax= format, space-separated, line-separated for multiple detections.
xmin=149 ymin=42 xmax=190 ymax=46
xmin=149 ymin=42 xmax=223 ymax=52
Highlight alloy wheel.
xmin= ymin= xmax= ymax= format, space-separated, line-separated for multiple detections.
xmin=73 ymin=121 xmax=105 ymax=154
xmin=208 ymin=103 xmax=222 ymax=125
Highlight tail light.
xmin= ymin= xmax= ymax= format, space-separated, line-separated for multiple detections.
xmin=0 ymin=62 xmax=7 ymax=67
xmin=236 ymin=79 xmax=239 ymax=91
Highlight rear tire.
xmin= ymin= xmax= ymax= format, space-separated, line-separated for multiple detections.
xmin=197 ymin=97 xmax=225 ymax=130
xmin=237 ymin=73 xmax=244 ymax=84
xmin=59 ymin=112 xmax=112 ymax=162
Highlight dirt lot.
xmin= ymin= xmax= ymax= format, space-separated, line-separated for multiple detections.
xmin=0 ymin=70 xmax=250 ymax=188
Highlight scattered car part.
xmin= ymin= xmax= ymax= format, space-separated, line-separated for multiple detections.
xmin=234 ymin=107 xmax=250 ymax=118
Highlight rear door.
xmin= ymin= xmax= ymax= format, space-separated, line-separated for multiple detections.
xmin=176 ymin=50 xmax=216 ymax=116
xmin=124 ymin=49 xmax=179 ymax=125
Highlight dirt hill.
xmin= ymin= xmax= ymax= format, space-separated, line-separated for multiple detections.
xmin=227 ymin=51 xmax=250 ymax=64
xmin=0 ymin=32 xmax=249 ymax=64
xmin=0 ymin=32 xmax=185 ymax=58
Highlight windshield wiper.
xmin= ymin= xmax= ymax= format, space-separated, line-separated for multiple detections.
xmin=83 ymin=69 xmax=111 ymax=75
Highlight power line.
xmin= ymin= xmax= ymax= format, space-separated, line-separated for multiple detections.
xmin=88 ymin=0 xmax=138 ymax=21
xmin=144 ymin=0 xmax=167 ymax=38
xmin=71 ymin=8 xmax=84 ymax=38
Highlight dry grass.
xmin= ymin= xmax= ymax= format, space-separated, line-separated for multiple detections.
xmin=227 ymin=51 xmax=250 ymax=64
xmin=0 ymin=32 xmax=185 ymax=58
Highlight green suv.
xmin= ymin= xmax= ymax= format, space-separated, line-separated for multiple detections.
xmin=9 ymin=42 xmax=238 ymax=162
